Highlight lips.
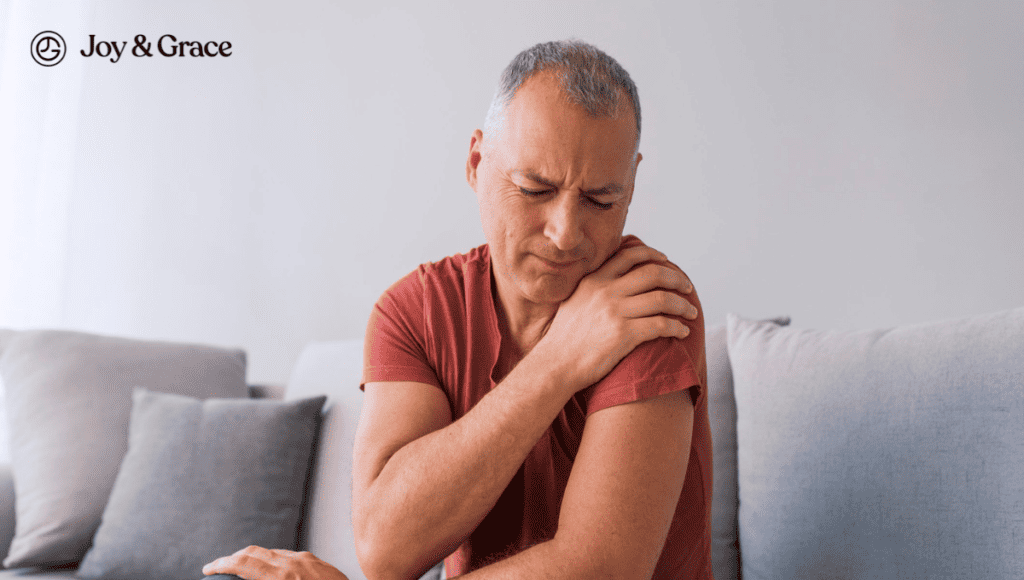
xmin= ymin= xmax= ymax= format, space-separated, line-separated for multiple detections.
xmin=535 ymin=255 xmax=580 ymax=270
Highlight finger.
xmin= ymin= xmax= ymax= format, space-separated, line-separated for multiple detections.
xmin=203 ymin=558 xmax=237 ymax=576
xmin=676 ymin=269 xmax=694 ymax=294
xmin=618 ymin=262 xmax=694 ymax=299
xmin=203 ymin=547 xmax=274 ymax=578
xmin=619 ymin=290 xmax=697 ymax=320
xmin=626 ymin=315 xmax=691 ymax=346
xmin=599 ymin=244 xmax=669 ymax=278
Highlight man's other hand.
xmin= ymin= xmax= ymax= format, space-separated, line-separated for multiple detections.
xmin=536 ymin=243 xmax=698 ymax=392
xmin=203 ymin=546 xmax=349 ymax=580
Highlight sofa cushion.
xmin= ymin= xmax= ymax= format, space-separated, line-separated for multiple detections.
xmin=283 ymin=339 xmax=366 ymax=579
xmin=727 ymin=308 xmax=1024 ymax=580
xmin=0 ymin=568 xmax=75 ymax=580
xmin=77 ymin=389 xmax=325 ymax=580
xmin=706 ymin=317 xmax=788 ymax=580
xmin=0 ymin=329 xmax=248 ymax=568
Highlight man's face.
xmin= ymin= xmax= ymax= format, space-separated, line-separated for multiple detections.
xmin=466 ymin=71 xmax=641 ymax=308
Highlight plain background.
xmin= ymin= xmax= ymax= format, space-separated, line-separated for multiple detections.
xmin=1 ymin=1 xmax=1022 ymax=384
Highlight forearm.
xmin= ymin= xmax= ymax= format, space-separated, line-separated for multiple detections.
xmin=452 ymin=539 xmax=564 ymax=580
xmin=450 ymin=535 xmax=640 ymax=580
xmin=356 ymin=348 xmax=575 ymax=579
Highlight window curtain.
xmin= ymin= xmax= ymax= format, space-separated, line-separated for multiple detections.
xmin=0 ymin=1 xmax=89 ymax=327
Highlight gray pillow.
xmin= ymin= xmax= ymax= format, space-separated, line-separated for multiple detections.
xmin=0 ymin=329 xmax=248 ymax=568
xmin=706 ymin=317 xmax=789 ymax=580
xmin=727 ymin=308 xmax=1024 ymax=580
xmin=77 ymin=389 xmax=326 ymax=580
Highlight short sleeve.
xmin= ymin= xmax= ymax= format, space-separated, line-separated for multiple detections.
xmin=583 ymin=283 xmax=706 ymax=416
xmin=362 ymin=268 xmax=443 ymax=389
xmin=583 ymin=333 xmax=704 ymax=416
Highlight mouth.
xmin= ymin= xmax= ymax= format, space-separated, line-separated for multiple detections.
xmin=535 ymin=255 xmax=580 ymax=270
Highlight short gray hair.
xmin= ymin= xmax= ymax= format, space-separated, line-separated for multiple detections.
xmin=483 ymin=40 xmax=641 ymax=146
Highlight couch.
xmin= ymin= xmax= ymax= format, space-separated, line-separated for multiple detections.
xmin=0 ymin=306 xmax=1020 ymax=580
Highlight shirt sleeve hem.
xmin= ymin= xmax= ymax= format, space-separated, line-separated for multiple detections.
xmin=361 ymin=365 xmax=442 ymax=390
xmin=585 ymin=366 xmax=702 ymax=416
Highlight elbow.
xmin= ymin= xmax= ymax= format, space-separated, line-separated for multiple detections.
xmin=354 ymin=517 xmax=399 ymax=580
xmin=353 ymin=483 xmax=454 ymax=579
xmin=353 ymin=485 xmax=400 ymax=579
xmin=354 ymin=516 xmax=429 ymax=580
xmin=355 ymin=540 xmax=403 ymax=580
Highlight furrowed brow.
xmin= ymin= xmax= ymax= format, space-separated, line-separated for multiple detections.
xmin=519 ymin=172 xmax=558 ymax=189
xmin=518 ymin=171 xmax=624 ymax=196
xmin=582 ymin=184 xmax=624 ymax=197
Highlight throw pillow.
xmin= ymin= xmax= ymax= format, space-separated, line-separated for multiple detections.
xmin=77 ymin=389 xmax=326 ymax=580
xmin=727 ymin=308 xmax=1024 ymax=580
xmin=0 ymin=329 xmax=248 ymax=568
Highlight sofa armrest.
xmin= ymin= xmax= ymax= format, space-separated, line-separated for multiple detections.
xmin=0 ymin=463 xmax=16 ymax=566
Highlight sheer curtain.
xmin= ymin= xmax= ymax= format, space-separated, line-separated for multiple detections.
xmin=0 ymin=1 xmax=88 ymax=328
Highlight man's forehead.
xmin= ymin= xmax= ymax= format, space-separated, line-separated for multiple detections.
xmin=498 ymin=80 xmax=635 ymax=148
xmin=511 ymin=71 xmax=631 ymax=122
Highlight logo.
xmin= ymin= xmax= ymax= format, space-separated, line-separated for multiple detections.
xmin=31 ymin=31 xmax=233 ymax=66
xmin=31 ymin=31 xmax=66 ymax=66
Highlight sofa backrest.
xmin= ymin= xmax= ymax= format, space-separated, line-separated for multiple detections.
xmin=283 ymin=339 xmax=367 ymax=580
xmin=726 ymin=308 xmax=1024 ymax=580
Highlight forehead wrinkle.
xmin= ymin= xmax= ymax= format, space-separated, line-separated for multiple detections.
xmin=512 ymin=169 xmax=624 ymax=197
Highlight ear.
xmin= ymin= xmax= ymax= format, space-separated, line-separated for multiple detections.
xmin=625 ymin=151 xmax=642 ymax=206
xmin=466 ymin=129 xmax=484 ymax=190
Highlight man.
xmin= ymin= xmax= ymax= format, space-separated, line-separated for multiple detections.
xmin=204 ymin=40 xmax=711 ymax=580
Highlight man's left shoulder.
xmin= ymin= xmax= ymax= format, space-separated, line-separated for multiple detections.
xmin=617 ymin=233 xmax=703 ymax=326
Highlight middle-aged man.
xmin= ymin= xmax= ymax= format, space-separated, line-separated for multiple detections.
xmin=204 ymin=40 xmax=711 ymax=580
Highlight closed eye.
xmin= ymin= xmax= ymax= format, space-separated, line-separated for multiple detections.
xmin=519 ymin=187 xmax=551 ymax=197
xmin=519 ymin=187 xmax=615 ymax=210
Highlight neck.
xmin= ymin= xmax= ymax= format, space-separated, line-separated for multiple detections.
xmin=491 ymin=270 xmax=559 ymax=356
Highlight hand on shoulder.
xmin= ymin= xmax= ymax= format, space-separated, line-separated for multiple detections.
xmin=533 ymin=239 xmax=698 ymax=393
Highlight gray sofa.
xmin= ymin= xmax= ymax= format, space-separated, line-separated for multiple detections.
xmin=0 ymin=306 xmax=1021 ymax=580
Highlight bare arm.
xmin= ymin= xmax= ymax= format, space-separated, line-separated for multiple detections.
xmin=352 ymin=353 xmax=578 ymax=579
xmin=456 ymin=388 xmax=695 ymax=580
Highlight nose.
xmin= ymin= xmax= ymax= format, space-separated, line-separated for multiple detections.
xmin=543 ymin=194 xmax=585 ymax=252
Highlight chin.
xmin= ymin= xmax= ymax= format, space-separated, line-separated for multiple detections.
xmin=520 ymin=275 xmax=581 ymax=305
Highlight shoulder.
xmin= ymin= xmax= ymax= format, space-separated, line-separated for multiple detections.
xmin=364 ymin=244 xmax=491 ymax=387
xmin=419 ymin=244 xmax=490 ymax=292
xmin=369 ymin=245 xmax=492 ymax=347
xmin=584 ymin=235 xmax=706 ymax=414
xmin=376 ymin=244 xmax=490 ymax=306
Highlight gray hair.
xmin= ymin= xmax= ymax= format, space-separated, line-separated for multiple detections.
xmin=483 ymin=40 xmax=641 ymax=147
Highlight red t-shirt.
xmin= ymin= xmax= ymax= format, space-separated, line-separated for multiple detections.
xmin=362 ymin=235 xmax=713 ymax=579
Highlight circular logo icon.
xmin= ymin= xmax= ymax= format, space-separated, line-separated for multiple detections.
xmin=31 ymin=31 xmax=66 ymax=67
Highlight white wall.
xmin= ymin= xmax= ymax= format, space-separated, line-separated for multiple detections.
xmin=2 ymin=1 xmax=1022 ymax=384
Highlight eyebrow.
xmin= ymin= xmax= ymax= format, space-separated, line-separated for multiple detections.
xmin=519 ymin=171 xmax=624 ymax=196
